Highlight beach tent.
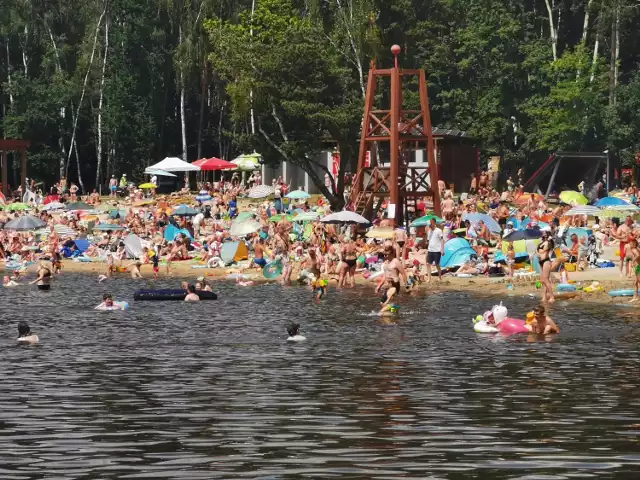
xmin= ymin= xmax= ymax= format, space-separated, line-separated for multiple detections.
xmin=146 ymin=157 xmax=200 ymax=172
xmin=164 ymin=224 xmax=193 ymax=242
xmin=220 ymin=241 xmax=249 ymax=264
xmin=440 ymin=238 xmax=477 ymax=269
xmin=124 ymin=234 xmax=143 ymax=259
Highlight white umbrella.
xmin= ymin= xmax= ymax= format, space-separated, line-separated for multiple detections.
xmin=247 ymin=185 xmax=274 ymax=199
xmin=42 ymin=202 xmax=66 ymax=211
xmin=229 ymin=220 xmax=262 ymax=237
xmin=320 ymin=211 xmax=370 ymax=224
xmin=145 ymin=168 xmax=176 ymax=177
xmin=611 ymin=204 xmax=640 ymax=212
xmin=146 ymin=157 xmax=200 ymax=172
xmin=54 ymin=224 xmax=77 ymax=237
xmin=563 ymin=206 xmax=601 ymax=217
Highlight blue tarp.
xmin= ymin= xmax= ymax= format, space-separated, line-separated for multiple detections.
xmin=440 ymin=238 xmax=477 ymax=269
xmin=74 ymin=239 xmax=90 ymax=253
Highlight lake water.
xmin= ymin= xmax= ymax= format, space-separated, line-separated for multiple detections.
xmin=1 ymin=275 xmax=640 ymax=479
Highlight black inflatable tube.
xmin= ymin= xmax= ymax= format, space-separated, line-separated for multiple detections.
xmin=134 ymin=289 xmax=218 ymax=301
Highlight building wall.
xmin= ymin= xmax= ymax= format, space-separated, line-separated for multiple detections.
xmin=261 ymin=152 xmax=332 ymax=194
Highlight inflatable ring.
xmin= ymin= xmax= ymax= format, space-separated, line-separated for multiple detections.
xmin=557 ymin=283 xmax=577 ymax=292
xmin=388 ymin=304 xmax=400 ymax=313
xmin=95 ymin=301 xmax=129 ymax=311
xmin=609 ymin=289 xmax=636 ymax=297
xmin=473 ymin=320 xmax=498 ymax=333
xmin=134 ymin=289 xmax=218 ymax=301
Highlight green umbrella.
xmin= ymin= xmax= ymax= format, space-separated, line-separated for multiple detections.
xmin=268 ymin=214 xmax=294 ymax=222
xmin=6 ymin=202 xmax=30 ymax=211
xmin=559 ymin=190 xmax=588 ymax=206
xmin=410 ymin=214 xmax=444 ymax=227
xmin=293 ymin=212 xmax=319 ymax=222
xmin=235 ymin=211 xmax=256 ymax=222
xmin=66 ymin=201 xmax=93 ymax=210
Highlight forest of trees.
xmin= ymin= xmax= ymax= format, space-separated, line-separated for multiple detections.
xmin=2 ymin=0 xmax=640 ymax=197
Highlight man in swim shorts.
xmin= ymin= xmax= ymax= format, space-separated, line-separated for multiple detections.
xmin=426 ymin=218 xmax=444 ymax=282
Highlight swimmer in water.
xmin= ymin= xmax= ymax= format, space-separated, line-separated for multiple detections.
xmin=3 ymin=275 xmax=19 ymax=287
xmin=30 ymin=259 xmax=53 ymax=290
xmin=96 ymin=293 xmax=115 ymax=309
xmin=184 ymin=284 xmax=200 ymax=302
xmin=311 ymin=276 xmax=328 ymax=300
xmin=379 ymin=277 xmax=400 ymax=316
xmin=17 ymin=321 xmax=39 ymax=344
xmin=286 ymin=323 xmax=306 ymax=342
xmin=527 ymin=305 xmax=560 ymax=334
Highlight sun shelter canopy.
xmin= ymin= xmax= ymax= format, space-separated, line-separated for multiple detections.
xmin=147 ymin=157 xmax=200 ymax=172
xmin=145 ymin=168 xmax=177 ymax=177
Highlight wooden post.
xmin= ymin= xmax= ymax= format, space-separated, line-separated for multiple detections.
xmin=21 ymin=148 xmax=27 ymax=192
xmin=389 ymin=59 xmax=401 ymax=225
xmin=1 ymin=150 xmax=7 ymax=196
xmin=419 ymin=70 xmax=441 ymax=217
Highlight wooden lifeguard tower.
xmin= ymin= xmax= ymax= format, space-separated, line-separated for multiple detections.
xmin=350 ymin=45 xmax=441 ymax=226
xmin=0 ymin=139 xmax=30 ymax=196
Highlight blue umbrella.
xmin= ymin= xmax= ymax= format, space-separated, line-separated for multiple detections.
xmin=462 ymin=213 xmax=501 ymax=233
xmin=595 ymin=196 xmax=630 ymax=208
xmin=195 ymin=193 xmax=212 ymax=202
xmin=503 ymin=229 xmax=543 ymax=242
xmin=93 ymin=223 xmax=126 ymax=231
xmin=172 ymin=204 xmax=198 ymax=216
xmin=285 ymin=189 xmax=311 ymax=200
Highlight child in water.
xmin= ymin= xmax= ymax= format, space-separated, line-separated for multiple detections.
xmin=286 ymin=323 xmax=306 ymax=342
xmin=528 ymin=305 xmax=560 ymax=334
xmin=3 ymin=275 xmax=20 ymax=287
xmin=311 ymin=277 xmax=328 ymax=300
xmin=17 ymin=321 xmax=39 ymax=344
xmin=130 ymin=261 xmax=142 ymax=279
xmin=379 ymin=277 xmax=400 ymax=316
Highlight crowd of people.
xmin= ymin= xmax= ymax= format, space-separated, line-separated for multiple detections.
xmin=4 ymin=168 xmax=640 ymax=341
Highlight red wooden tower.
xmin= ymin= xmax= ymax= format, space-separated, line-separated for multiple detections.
xmin=350 ymin=45 xmax=442 ymax=225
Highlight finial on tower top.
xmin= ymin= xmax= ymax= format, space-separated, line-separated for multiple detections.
xmin=391 ymin=45 xmax=401 ymax=68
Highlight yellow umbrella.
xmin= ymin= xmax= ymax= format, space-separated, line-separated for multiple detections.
xmin=365 ymin=227 xmax=395 ymax=239
xmin=559 ymin=190 xmax=587 ymax=205
xmin=139 ymin=183 xmax=157 ymax=189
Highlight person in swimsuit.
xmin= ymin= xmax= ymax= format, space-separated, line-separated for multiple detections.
xmin=376 ymin=248 xmax=408 ymax=294
xmin=340 ymin=238 xmax=358 ymax=288
xmin=379 ymin=277 xmax=399 ymax=316
xmin=17 ymin=322 xmax=39 ymax=344
xmin=527 ymin=305 xmax=560 ymax=334
xmin=30 ymin=259 xmax=52 ymax=290
xmin=629 ymin=239 xmax=640 ymax=303
xmin=184 ymin=284 xmax=200 ymax=302
xmin=537 ymin=231 xmax=556 ymax=303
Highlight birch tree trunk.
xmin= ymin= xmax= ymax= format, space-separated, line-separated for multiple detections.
xmin=45 ymin=26 xmax=69 ymax=179
xmin=67 ymin=6 xmax=106 ymax=190
xmin=609 ymin=2 xmax=620 ymax=105
xmin=196 ymin=55 xmax=206 ymax=160
xmin=179 ymin=25 xmax=188 ymax=162
xmin=96 ymin=15 xmax=109 ymax=188
xmin=544 ymin=0 xmax=558 ymax=61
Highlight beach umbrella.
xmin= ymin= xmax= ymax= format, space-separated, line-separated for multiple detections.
xmin=263 ymin=259 xmax=283 ymax=279
xmin=293 ymin=211 xmax=319 ymax=222
xmin=247 ymin=185 xmax=274 ymax=198
xmin=595 ymin=196 xmax=630 ymax=208
xmin=461 ymin=213 xmax=501 ymax=233
xmin=139 ymin=183 xmax=157 ymax=189
xmin=145 ymin=168 xmax=176 ymax=177
xmin=54 ymin=224 xmax=77 ymax=237
xmin=6 ymin=202 xmax=30 ymax=211
xmin=235 ymin=212 xmax=256 ymax=223
xmin=503 ymin=228 xmax=543 ymax=242
xmin=285 ymin=189 xmax=311 ymax=200
xmin=192 ymin=157 xmax=236 ymax=171
xmin=42 ymin=201 xmax=66 ymax=211
xmin=365 ymin=227 xmax=395 ymax=239
xmin=596 ymin=209 xmax=626 ymax=218
xmin=268 ymin=214 xmax=294 ymax=222
xmin=66 ymin=201 xmax=92 ymax=211
xmin=563 ymin=205 xmax=601 ymax=217
xmin=410 ymin=214 xmax=444 ymax=227
xmin=93 ymin=223 xmax=126 ymax=231
xmin=559 ymin=190 xmax=588 ymax=205
xmin=147 ymin=157 xmax=200 ymax=172
xmin=195 ymin=190 xmax=212 ymax=202
xmin=3 ymin=215 xmax=47 ymax=231
xmin=172 ymin=204 xmax=198 ymax=216
xmin=612 ymin=204 xmax=640 ymax=212
xmin=232 ymin=152 xmax=261 ymax=171
xmin=229 ymin=220 xmax=261 ymax=237
xmin=320 ymin=211 xmax=370 ymax=224
xmin=514 ymin=193 xmax=544 ymax=205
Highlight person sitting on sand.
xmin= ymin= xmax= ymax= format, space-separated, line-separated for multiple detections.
xmin=184 ymin=284 xmax=200 ymax=302
xmin=527 ymin=305 xmax=560 ymax=334
xmin=286 ymin=323 xmax=306 ymax=342
xmin=17 ymin=321 xmax=39 ymax=344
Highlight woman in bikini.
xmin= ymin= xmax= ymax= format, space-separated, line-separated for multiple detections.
xmin=339 ymin=238 xmax=358 ymax=288
xmin=30 ymin=259 xmax=53 ymax=290
xmin=537 ymin=231 xmax=556 ymax=303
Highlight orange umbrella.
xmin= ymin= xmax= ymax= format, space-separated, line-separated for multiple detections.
xmin=514 ymin=193 xmax=544 ymax=205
